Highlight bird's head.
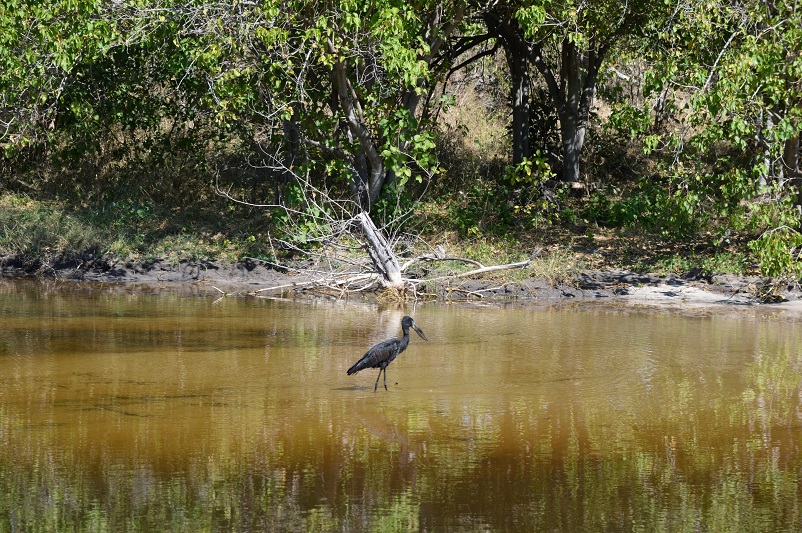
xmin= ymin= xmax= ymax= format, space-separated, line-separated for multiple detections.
xmin=402 ymin=316 xmax=428 ymax=341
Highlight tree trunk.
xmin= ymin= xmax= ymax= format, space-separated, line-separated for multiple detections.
xmin=507 ymin=49 xmax=531 ymax=165
xmin=356 ymin=212 xmax=403 ymax=288
xmin=756 ymin=109 xmax=771 ymax=187
xmin=530 ymin=38 xmax=608 ymax=183
xmin=560 ymin=110 xmax=584 ymax=183
xmin=784 ymin=135 xmax=801 ymax=206
xmin=280 ymin=117 xmax=301 ymax=202
xmin=331 ymin=50 xmax=386 ymax=208
xmin=348 ymin=153 xmax=372 ymax=205
xmin=484 ymin=11 xmax=531 ymax=165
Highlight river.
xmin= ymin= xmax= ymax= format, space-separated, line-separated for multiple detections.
xmin=0 ymin=281 xmax=800 ymax=531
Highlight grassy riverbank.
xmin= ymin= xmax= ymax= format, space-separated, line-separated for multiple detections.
xmin=0 ymin=190 xmax=755 ymax=285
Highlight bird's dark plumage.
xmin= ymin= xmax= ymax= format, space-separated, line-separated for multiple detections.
xmin=347 ymin=316 xmax=428 ymax=392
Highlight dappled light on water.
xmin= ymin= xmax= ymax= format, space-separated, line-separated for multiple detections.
xmin=0 ymin=281 xmax=800 ymax=531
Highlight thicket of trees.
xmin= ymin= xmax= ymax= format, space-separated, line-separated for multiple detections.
xmin=1 ymin=0 xmax=800 ymax=276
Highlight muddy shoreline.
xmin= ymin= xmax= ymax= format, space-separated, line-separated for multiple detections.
xmin=3 ymin=256 xmax=802 ymax=314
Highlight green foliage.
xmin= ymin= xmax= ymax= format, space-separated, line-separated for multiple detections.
xmin=1 ymin=0 xmax=444 ymax=222
xmin=2 ymin=0 xmax=802 ymax=279
xmin=505 ymin=154 xmax=553 ymax=226
xmin=0 ymin=0 xmax=113 ymax=153
xmin=503 ymin=153 xmax=554 ymax=187
xmin=224 ymin=0 xmax=443 ymax=209
xmin=749 ymin=227 xmax=802 ymax=279
xmin=445 ymin=180 xmax=514 ymax=238
xmin=630 ymin=0 xmax=802 ymax=273
xmin=262 ymin=176 xmax=370 ymax=250
xmin=582 ymin=180 xmax=704 ymax=238
xmin=514 ymin=0 xmax=660 ymax=44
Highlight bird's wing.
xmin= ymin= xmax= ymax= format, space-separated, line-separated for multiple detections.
xmin=347 ymin=339 xmax=396 ymax=374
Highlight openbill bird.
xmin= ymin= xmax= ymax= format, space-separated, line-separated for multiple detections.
xmin=347 ymin=316 xmax=428 ymax=392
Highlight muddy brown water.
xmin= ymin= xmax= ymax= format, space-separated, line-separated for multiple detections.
xmin=0 ymin=281 xmax=800 ymax=531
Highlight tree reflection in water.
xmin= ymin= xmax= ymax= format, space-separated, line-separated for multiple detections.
xmin=0 ymin=282 xmax=800 ymax=531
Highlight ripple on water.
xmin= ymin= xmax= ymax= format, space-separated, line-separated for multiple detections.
xmin=0 ymin=283 xmax=800 ymax=531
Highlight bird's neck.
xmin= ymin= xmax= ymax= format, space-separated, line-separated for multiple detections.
xmin=399 ymin=330 xmax=410 ymax=349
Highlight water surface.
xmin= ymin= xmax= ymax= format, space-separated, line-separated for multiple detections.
xmin=0 ymin=281 xmax=800 ymax=531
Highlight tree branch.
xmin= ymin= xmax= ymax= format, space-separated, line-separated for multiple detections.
xmin=400 ymin=255 xmax=484 ymax=271
xmin=408 ymin=259 xmax=531 ymax=283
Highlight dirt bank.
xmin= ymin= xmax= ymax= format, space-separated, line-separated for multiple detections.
xmin=5 ymin=255 xmax=802 ymax=314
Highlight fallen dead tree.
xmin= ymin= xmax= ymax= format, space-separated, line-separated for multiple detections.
xmin=246 ymin=222 xmax=537 ymax=298
xmin=216 ymin=169 xmax=535 ymax=299
xmin=248 ymin=255 xmax=534 ymax=296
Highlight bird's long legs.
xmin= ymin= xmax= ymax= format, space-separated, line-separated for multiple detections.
xmin=373 ymin=368 xmax=389 ymax=392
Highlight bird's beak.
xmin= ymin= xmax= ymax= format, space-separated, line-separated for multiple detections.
xmin=412 ymin=322 xmax=428 ymax=341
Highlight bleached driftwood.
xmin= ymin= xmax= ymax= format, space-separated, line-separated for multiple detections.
xmin=407 ymin=259 xmax=532 ymax=284
xmin=249 ymin=255 xmax=534 ymax=297
xmin=356 ymin=212 xmax=403 ymax=288
xmin=216 ymin=169 xmax=535 ymax=298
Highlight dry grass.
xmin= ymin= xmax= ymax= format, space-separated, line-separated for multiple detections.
xmin=0 ymin=194 xmax=102 ymax=266
xmin=528 ymin=247 xmax=586 ymax=285
xmin=439 ymin=83 xmax=508 ymax=159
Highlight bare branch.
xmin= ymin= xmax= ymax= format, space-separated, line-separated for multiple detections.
xmin=400 ymin=255 xmax=485 ymax=271
xmin=408 ymin=260 xmax=532 ymax=284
